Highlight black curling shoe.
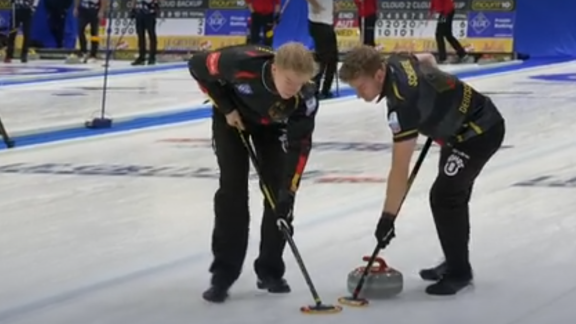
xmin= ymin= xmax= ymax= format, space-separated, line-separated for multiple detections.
xmin=202 ymin=285 xmax=229 ymax=303
xmin=419 ymin=261 xmax=448 ymax=281
xmin=257 ymin=277 xmax=291 ymax=293
xmin=425 ymin=276 xmax=472 ymax=296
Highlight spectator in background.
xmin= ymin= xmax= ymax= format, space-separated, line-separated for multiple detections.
xmin=44 ymin=0 xmax=73 ymax=48
xmin=73 ymin=0 xmax=106 ymax=63
xmin=430 ymin=0 xmax=467 ymax=63
xmin=0 ymin=34 xmax=6 ymax=50
xmin=130 ymin=0 xmax=159 ymax=66
xmin=354 ymin=0 xmax=376 ymax=46
xmin=306 ymin=0 xmax=337 ymax=99
xmin=246 ymin=0 xmax=279 ymax=46
xmin=5 ymin=0 xmax=37 ymax=63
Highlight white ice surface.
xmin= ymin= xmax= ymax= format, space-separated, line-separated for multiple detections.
xmin=0 ymin=61 xmax=575 ymax=324
xmin=0 ymin=68 xmax=203 ymax=134
xmin=0 ymin=61 xmax=185 ymax=82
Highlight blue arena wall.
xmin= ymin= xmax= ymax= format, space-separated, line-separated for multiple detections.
xmin=512 ymin=0 xmax=576 ymax=59
xmin=20 ymin=0 xmax=576 ymax=60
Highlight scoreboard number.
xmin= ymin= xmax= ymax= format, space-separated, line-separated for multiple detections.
xmin=453 ymin=20 xmax=467 ymax=38
xmin=158 ymin=17 xmax=206 ymax=36
xmin=109 ymin=18 xmax=136 ymax=36
xmin=376 ymin=19 xmax=468 ymax=39
xmin=376 ymin=20 xmax=419 ymax=38
xmin=191 ymin=17 xmax=205 ymax=36
xmin=197 ymin=17 xmax=205 ymax=36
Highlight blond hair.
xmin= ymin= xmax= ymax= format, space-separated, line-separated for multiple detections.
xmin=274 ymin=42 xmax=317 ymax=77
xmin=339 ymin=45 xmax=384 ymax=82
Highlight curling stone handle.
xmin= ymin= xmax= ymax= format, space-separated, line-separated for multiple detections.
xmin=362 ymin=256 xmax=389 ymax=273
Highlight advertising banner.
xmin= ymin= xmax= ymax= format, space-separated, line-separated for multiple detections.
xmin=336 ymin=0 xmax=515 ymax=53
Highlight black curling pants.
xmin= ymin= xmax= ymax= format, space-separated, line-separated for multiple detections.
xmin=46 ymin=8 xmax=68 ymax=48
xmin=359 ymin=14 xmax=376 ymax=47
xmin=308 ymin=20 xmax=338 ymax=96
xmin=435 ymin=10 xmax=466 ymax=62
xmin=209 ymin=108 xmax=288 ymax=288
xmin=429 ymin=120 xmax=505 ymax=278
xmin=77 ymin=9 xmax=99 ymax=57
xmin=6 ymin=8 xmax=33 ymax=60
xmin=135 ymin=13 xmax=157 ymax=61
xmin=249 ymin=12 xmax=274 ymax=46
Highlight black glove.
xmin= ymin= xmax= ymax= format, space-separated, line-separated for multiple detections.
xmin=374 ymin=212 xmax=396 ymax=249
xmin=275 ymin=191 xmax=294 ymax=236
xmin=129 ymin=8 xmax=136 ymax=19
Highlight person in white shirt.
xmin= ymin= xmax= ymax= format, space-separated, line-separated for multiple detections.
xmin=306 ymin=0 xmax=338 ymax=99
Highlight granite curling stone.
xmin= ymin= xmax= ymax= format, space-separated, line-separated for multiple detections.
xmin=347 ymin=256 xmax=403 ymax=299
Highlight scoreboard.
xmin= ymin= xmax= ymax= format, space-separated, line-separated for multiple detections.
xmin=336 ymin=0 xmax=516 ymax=54
xmin=376 ymin=0 xmax=468 ymax=40
xmin=98 ymin=0 xmax=248 ymax=52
